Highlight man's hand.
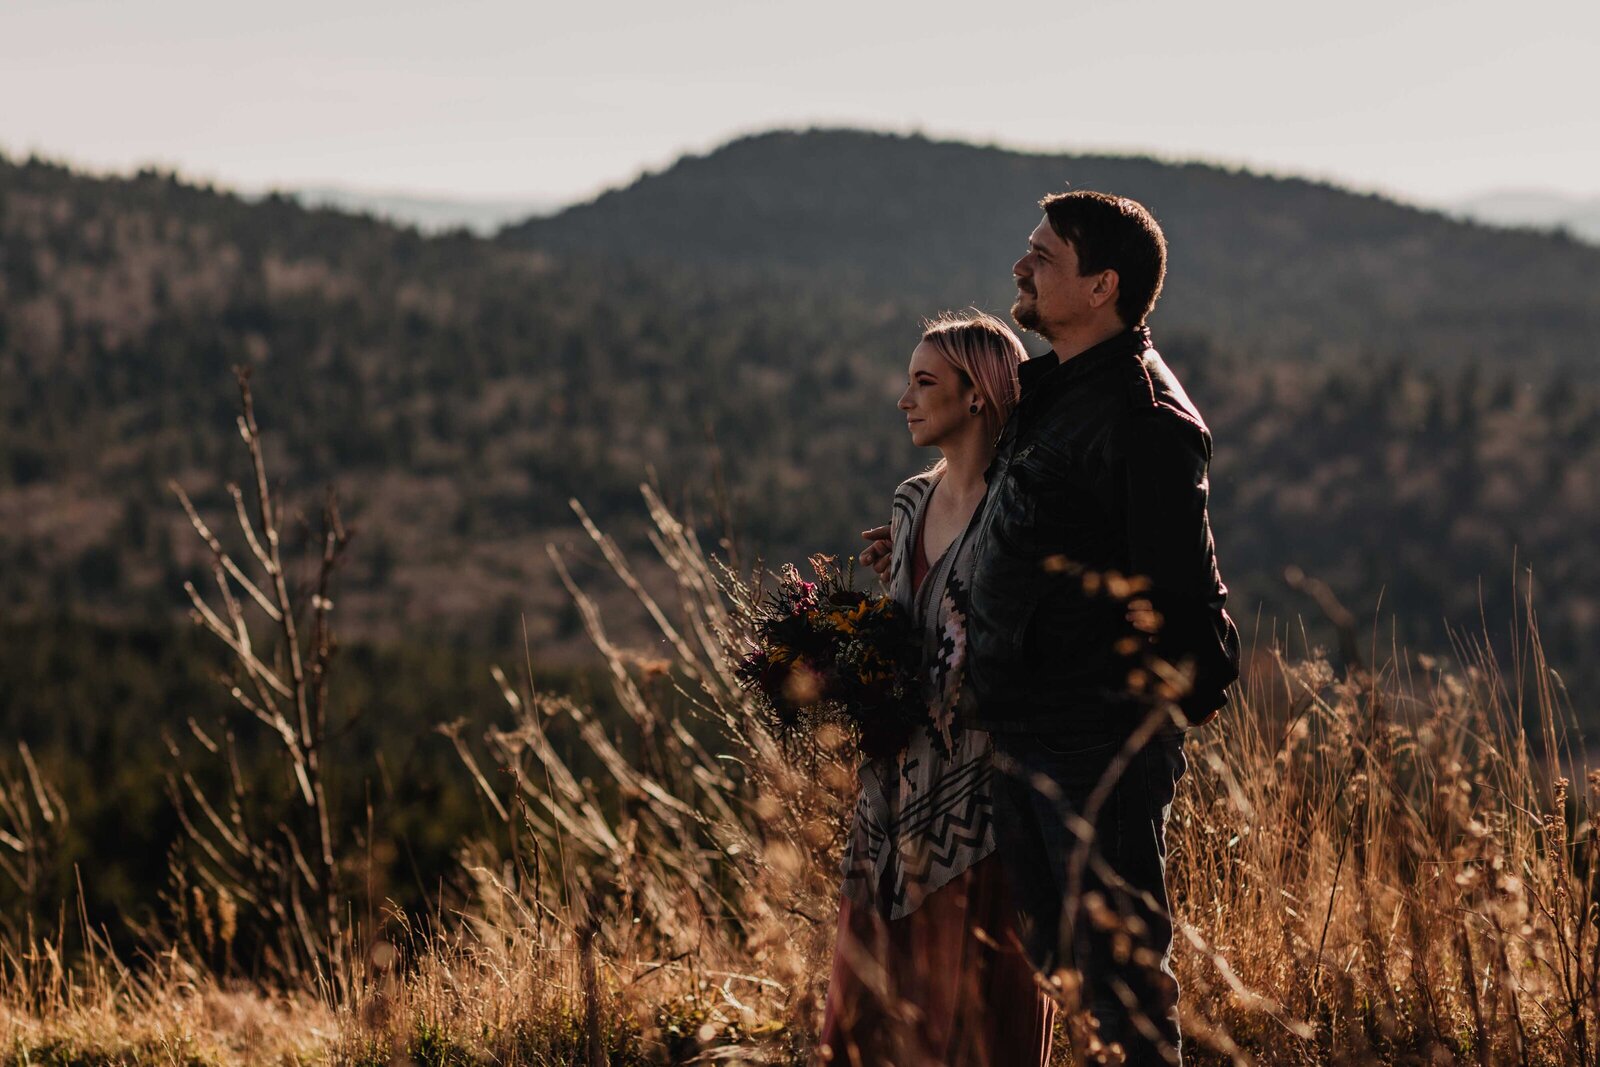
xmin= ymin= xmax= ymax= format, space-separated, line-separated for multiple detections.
xmin=859 ymin=525 xmax=892 ymax=582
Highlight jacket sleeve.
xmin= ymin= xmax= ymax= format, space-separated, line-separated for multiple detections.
xmin=1117 ymin=409 xmax=1240 ymax=722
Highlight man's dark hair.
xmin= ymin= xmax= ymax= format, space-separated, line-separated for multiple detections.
xmin=1040 ymin=190 xmax=1167 ymax=327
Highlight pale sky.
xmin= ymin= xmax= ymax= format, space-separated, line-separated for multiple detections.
xmin=3 ymin=0 xmax=1596 ymax=208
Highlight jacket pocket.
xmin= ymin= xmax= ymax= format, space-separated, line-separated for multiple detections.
xmin=1008 ymin=438 xmax=1074 ymax=496
xmin=1010 ymin=439 xmax=1098 ymax=556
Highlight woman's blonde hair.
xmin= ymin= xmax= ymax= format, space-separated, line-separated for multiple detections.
xmin=920 ymin=309 xmax=1026 ymax=449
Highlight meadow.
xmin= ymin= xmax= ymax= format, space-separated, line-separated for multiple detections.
xmin=1 ymin=391 xmax=1593 ymax=1066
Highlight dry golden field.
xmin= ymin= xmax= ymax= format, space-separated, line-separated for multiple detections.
xmin=2 ymin=403 xmax=1593 ymax=1065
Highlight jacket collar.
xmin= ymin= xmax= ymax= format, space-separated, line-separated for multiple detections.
xmin=1018 ymin=326 xmax=1152 ymax=397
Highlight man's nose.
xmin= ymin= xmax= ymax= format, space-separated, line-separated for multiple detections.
xmin=1012 ymin=254 xmax=1030 ymax=278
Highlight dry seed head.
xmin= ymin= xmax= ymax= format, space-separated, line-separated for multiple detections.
xmin=370 ymin=941 xmax=397 ymax=971
xmin=1085 ymin=893 xmax=1118 ymax=930
xmin=764 ymin=841 xmax=804 ymax=877
xmin=192 ymin=885 xmax=214 ymax=949
xmin=813 ymin=722 xmax=847 ymax=752
xmin=1126 ymin=598 xmax=1164 ymax=634
xmin=216 ymin=889 xmax=237 ymax=947
xmin=821 ymin=762 xmax=854 ymax=793
xmin=752 ymin=795 xmax=782 ymax=822
xmin=1051 ymin=967 xmax=1083 ymax=1001
xmin=800 ymin=818 xmax=833 ymax=849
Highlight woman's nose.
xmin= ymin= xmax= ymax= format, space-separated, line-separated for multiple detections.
xmin=897 ymin=388 xmax=913 ymax=410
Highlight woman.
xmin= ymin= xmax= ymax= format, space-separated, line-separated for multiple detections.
xmin=819 ymin=311 xmax=1055 ymax=1066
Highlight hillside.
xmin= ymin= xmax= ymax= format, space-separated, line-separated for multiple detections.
xmin=1 ymin=140 xmax=1596 ymax=716
xmin=505 ymin=129 xmax=1600 ymax=372
xmin=0 ymin=154 xmax=927 ymax=652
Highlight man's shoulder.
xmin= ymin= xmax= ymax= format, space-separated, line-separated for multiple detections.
xmin=1028 ymin=346 xmax=1197 ymax=427
xmin=1128 ymin=347 xmax=1210 ymax=436
xmin=1065 ymin=348 xmax=1212 ymax=461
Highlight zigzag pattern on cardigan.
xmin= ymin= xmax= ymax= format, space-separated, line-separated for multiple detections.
xmin=838 ymin=470 xmax=998 ymax=921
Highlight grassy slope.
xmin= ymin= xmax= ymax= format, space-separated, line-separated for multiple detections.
xmin=2 ymin=505 xmax=1593 ymax=1065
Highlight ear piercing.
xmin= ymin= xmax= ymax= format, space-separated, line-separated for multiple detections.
xmin=970 ymin=403 xmax=980 ymax=414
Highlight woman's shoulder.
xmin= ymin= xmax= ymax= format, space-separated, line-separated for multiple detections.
xmin=892 ymin=469 xmax=940 ymax=506
xmin=890 ymin=471 xmax=937 ymax=530
xmin=889 ymin=470 xmax=940 ymax=558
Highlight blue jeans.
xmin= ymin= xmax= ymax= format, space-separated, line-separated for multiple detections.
xmin=991 ymin=730 xmax=1187 ymax=1067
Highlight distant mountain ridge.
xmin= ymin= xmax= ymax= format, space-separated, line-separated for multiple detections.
xmin=505 ymin=129 xmax=1600 ymax=372
xmin=284 ymin=186 xmax=557 ymax=235
xmin=1454 ymin=190 xmax=1600 ymax=245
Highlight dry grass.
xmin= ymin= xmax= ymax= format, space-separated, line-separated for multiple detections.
xmin=2 ymin=486 xmax=1594 ymax=1065
xmin=0 ymin=934 xmax=336 ymax=1064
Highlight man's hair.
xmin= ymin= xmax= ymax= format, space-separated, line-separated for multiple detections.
xmin=1040 ymin=190 xmax=1167 ymax=327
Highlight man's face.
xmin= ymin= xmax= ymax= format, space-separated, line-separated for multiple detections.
xmin=1011 ymin=215 xmax=1103 ymax=340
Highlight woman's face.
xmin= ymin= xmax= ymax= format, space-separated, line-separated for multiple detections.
xmin=898 ymin=341 xmax=976 ymax=449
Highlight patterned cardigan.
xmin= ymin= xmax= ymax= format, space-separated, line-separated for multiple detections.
xmin=837 ymin=470 xmax=997 ymax=920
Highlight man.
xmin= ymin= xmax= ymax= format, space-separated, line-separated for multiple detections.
xmin=861 ymin=191 xmax=1238 ymax=1065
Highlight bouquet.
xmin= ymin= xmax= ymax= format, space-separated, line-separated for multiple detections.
xmin=734 ymin=555 xmax=924 ymax=759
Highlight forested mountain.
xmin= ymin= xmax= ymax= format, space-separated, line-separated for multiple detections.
xmin=0 ymin=155 xmax=920 ymax=659
xmin=506 ymin=129 xmax=1600 ymax=373
xmin=2 ymin=134 xmax=1596 ymax=704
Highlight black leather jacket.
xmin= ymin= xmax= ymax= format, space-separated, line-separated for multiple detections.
xmin=965 ymin=326 xmax=1239 ymax=735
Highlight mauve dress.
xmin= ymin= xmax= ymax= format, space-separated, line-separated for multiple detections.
xmin=818 ymin=472 xmax=1055 ymax=1066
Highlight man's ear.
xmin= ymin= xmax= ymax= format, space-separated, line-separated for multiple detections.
xmin=1088 ymin=269 xmax=1119 ymax=311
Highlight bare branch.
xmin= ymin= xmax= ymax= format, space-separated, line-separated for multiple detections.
xmin=227 ymin=482 xmax=277 ymax=578
xmin=437 ymin=720 xmax=511 ymax=824
xmin=225 ymin=686 xmax=297 ymax=748
xmin=182 ymin=581 xmax=294 ymax=700
xmin=170 ymin=480 xmax=282 ymax=621
xmin=572 ymin=497 xmax=705 ymax=684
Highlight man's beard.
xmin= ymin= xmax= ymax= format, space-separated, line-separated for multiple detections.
xmin=1011 ymin=296 xmax=1040 ymax=333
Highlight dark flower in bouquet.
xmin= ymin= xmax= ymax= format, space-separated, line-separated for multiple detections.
xmin=734 ymin=555 xmax=923 ymax=759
